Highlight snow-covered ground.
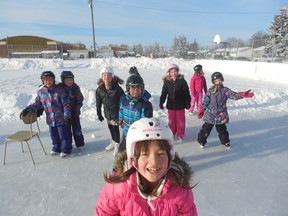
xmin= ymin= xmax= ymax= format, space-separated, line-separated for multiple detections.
xmin=0 ymin=57 xmax=287 ymax=216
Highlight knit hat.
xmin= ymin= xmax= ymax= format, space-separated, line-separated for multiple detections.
xmin=100 ymin=66 xmax=114 ymax=78
xmin=126 ymin=117 xmax=174 ymax=167
xmin=167 ymin=64 xmax=179 ymax=72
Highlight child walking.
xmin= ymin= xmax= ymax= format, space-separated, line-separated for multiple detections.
xmin=197 ymin=71 xmax=254 ymax=148
xmin=59 ymin=71 xmax=85 ymax=149
xmin=19 ymin=71 xmax=72 ymax=157
xmin=188 ymin=64 xmax=207 ymax=116
xmin=159 ymin=64 xmax=191 ymax=141
xmin=95 ymin=117 xmax=198 ymax=215
xmin=96 ymin=66 xmax=125 ymax=155
xmin=118 ymin=72 xmax=153 ymax=155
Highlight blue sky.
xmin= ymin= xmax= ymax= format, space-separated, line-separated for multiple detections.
xmin=0 ymin=0 xmax=286 ymax=49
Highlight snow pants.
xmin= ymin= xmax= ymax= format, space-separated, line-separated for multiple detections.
xmin=168 ymin=109 xmax=186 ymax=138
xmin=188 ymin=92 xmax=203 ymax=113
xmin=108 ymin=124 xmax=120 ymax=143
xmin=49 ymin=124 xmax=73 ymax=154
xmin=197 ymin=122 xmax=230 ymax=145
xmin=71 ymin=116 xmax=85 ymax=148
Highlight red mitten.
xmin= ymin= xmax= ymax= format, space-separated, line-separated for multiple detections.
xmin=198 ymin=108 xmax=204 ymax=119
xmin=240 ymin=89 xmax=254 ymax=98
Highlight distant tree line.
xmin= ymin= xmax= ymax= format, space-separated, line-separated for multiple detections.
xmin=104 ymin=5 xmax=288 ymax=59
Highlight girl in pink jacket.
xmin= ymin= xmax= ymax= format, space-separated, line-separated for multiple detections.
xmin=188 ymin=64 xmax=207 ymax=116
xmin=95 ymin=117 xmax=198 ymax=216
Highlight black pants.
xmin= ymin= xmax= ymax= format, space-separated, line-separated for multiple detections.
xmin=197 ymin=122 xmax=229 ymax=145
xmin=108 ymin=124 xmax=120 ymax=143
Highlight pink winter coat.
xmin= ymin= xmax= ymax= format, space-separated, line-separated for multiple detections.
xmin=189 ymin=73 xmax=207 ymax=96
xmin=95 ymin=172 xmax=198 ymax=216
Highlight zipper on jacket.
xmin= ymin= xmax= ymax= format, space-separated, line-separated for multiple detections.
xmin=147 ymin=196 xmax=156 ymax=211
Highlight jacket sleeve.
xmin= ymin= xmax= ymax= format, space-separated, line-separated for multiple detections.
xmin=95 ymin=184 xmax=119 ymax=216
xmin=203 ymin=78 xmax=207 ymax=93
xmin=143 ymin=101 xmax=153 ymax=118
xmin=95 ymin=89 xmax=102 ymax=113
xmin=118 ymin=95 xmax=124 ymax=122
xmin=177 ymin=189 xmax=198 ymax=216
xmin=190 ymin=76 xmax=195 ymax=96
xmin=183 ymin=80 xmax=191 ymax=108
xmin=159 ymin=81 xmax=168 ymax=106
xmin=61 ymin=89 xmax=71 ymax=119
xmin=75 ymin=86 xmax=84 ymax=115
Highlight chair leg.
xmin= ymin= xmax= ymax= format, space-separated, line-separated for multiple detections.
xmin=3 ymin=141 xmax=7 ymax=165
xmin=25 ymin=141 xmax=35 ymax=165
xmin=21 ymin=141 xmax=24 ymax=153
xmin=36 ymin=135 xmax=47 ymax=155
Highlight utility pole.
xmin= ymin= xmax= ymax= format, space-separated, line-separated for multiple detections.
xmin=88 ymin=0 xmax=96 ymax=58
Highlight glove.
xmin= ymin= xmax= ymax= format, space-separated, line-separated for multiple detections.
xmin=240 ymin=89 xmax=254 ymax=98
xmin=186 ymin=104 xmax=191 ymax=110
xmin=19 ymin=108 xmax=29 ymax=119
xmin=159 ymin=104 xmax=164 ymax=110
xmin=64 ymin=118 xmax=72 ymax=127
xmin=36 ymin=108 xmax=44 ymax=117
xmin=119 ymin=120 xmax=123 ymax=128
xmin=98 ymin=114 xmax=104 ymax=122
xmin=198 ymin=108 xmax=205 ymax=119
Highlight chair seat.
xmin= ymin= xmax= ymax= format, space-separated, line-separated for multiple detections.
xmin=6 ymin=131 xmax=38 ymax=142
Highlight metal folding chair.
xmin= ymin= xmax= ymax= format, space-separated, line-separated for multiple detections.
xmin=3 ymin=111 xmax=47 ymax=165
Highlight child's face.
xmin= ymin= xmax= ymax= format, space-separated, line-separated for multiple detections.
xmin=42 ymin=77 xmax=54 ymax=88
xmin=129 ymin=85 xmax=142 ymax=98
xmin=102 ymin=72 xmax=113 ymax=84
xmin=213 ymin=78 xmax=222 ymax=86
xmin=169 ymin=68 xmax=179 ymax=80
xmin=64 ymin=78 xmax=74 ymax=87
xmin=136 ymin=140 xmax=169 ymax=183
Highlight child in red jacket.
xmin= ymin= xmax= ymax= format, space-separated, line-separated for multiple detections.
xmin=188 ymin=64 xmax=207 ymax=116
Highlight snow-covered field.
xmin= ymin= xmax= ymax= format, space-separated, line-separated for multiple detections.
xmin=0 ymin=57 xmax=287 ymax=216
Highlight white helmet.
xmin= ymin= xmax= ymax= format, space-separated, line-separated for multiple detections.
xmin=126 ymin=117 xmax=174 ymax=166
xmin=100 ymin=66 xmax=114 ymax=78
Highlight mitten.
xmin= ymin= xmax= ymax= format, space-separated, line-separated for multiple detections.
xmin=198 ymin=108 xmax=205 ymax=119
xmin=64 ymin=118 xmax=72 ymax=127
xmin=36 ymin=108 xmax=44 ymax=117
xmin=119 ymin=120 xmax=124 ymax=128
xmin=19 ymin=108 xmax=29 ymax=119
xmin=98 ymin=114 xmax=104 ymax=122
xmin=159 ymin=104 xmax=164 ymax=110
xmin=186 ymin=104 xmax=191 ymax=110
xmin=240 ymin=89 xmax=254 ymax=98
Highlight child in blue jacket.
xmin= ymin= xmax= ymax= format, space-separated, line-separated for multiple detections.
xmin=118 ymin=71 xmax=153 ymax=156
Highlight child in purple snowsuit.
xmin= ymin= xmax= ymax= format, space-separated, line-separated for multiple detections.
xmin=197 ymin=71 xmax=254 ymax=148
xmin=20 ymin=71 xmax=72 ymax=157
xmin=59 ymin=71 xmax=85 ymax=149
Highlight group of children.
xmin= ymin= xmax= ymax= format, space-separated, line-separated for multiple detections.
xmin=20 ymin=70 xmax=85 ymax=158
xmin=94 ymin=64 xmax=254 ymax=215
xmin=19 ymin=64 xmax=254 ymax=215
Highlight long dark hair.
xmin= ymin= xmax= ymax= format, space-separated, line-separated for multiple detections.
xmin=103 ymin=140 xmax=195 ymax=196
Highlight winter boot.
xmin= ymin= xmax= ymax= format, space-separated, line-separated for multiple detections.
xmin=113 ymin=143 xmax=119 ymax=157
xmin=105 ymin=140 xmax=115 ymax=151
xmin=223 ymin=143 xmax=230 ymax=148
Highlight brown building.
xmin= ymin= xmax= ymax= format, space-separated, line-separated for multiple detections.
xmin=0 ymin=35 xmax=87 ymax=58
